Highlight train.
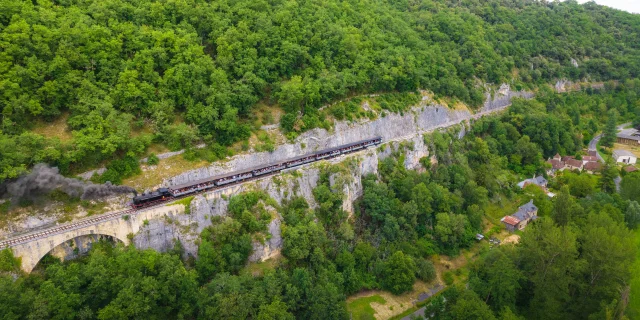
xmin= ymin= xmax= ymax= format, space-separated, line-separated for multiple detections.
xmin=131 ymin=136 xmax=383 ymax=209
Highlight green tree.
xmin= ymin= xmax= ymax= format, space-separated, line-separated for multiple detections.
xmin=415 ymin=258 xmax=436 ymax=283
xmin=256 ymin=299 xmax=295 ymax=320
xmin=277 ymin=76 xmax=305 ymax=113
xmin=551 ymin=186 xmax=582 ymax=226
xmin=470 ymin=249 xmax=523 ymax=312
xmin=600 ymin=161 xmax=619 ymax=194
xmin=574 ymin=212 xmax=635 ymax=317
xmin=621 ymin=172 xmax=640 ymax=202
xmin=600 ymin=109 xmax=618 ymax=148
xmin=625 ymin=200 xmax=640 ymax=229
xmin=450 ymin=290 xmax=496 ymax=320
xmin=380 ymin=251 xmax=417 ymax=295
xmin=434 ymin=212 xmax=468 ymax=251
xmin=519 ymin=218 xmax=579 ymax=320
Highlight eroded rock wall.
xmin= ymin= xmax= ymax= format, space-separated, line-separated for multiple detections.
xmin=130 ymin=85 xmax=531 ymax=262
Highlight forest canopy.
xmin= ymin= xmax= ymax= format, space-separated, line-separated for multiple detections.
xmin=1 ymin=89 xmax=639 ymax=319
xmin=1 ymin=0 xmax=640 ymax=180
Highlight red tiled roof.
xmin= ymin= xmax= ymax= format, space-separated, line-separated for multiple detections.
xmin=584 ymin=161 xmax=601 ymax=171
xmin=547 ymin=159 xmax=565 ymax=169
xmin=561 ymin=156 xmax=575 ymax=162
xmin=624 ymin=166 xmax=638 ymax=173
xmin=582 ymin=156 xmax=598 ymax=162
xmin=501 ymin=215 xmax=520 ymax=226
xmin=588 ymin=150 xmax=597 ymax=157
xmin=566 ymin=159 xmax=583 ymax=168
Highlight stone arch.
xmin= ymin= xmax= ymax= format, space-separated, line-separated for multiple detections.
xmin=25 ymin=229 xmax=128 ymax=273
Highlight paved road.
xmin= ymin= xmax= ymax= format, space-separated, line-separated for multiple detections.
xmin=589 ymin=133 xmax=604 ymax=162
xmin=588 ymin=122 xmax=631 ymax=162
xmin=588 ymin=123 xmax=631 ymax=191
xmin=588 ymin=133 xmax=602 ymax=152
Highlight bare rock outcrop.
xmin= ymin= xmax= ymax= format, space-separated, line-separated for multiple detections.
xmin=131 ymin=85 xmax=532 ymax=261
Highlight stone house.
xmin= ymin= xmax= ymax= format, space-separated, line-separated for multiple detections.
xmin=583 ymin=161 xmax=601 ymax=173
xmin=565 ymin=159 xmax=584 ymax=171
xmin=501 ymin=200 xmax=538 ymax=232
xmin=546 ymin=158 xmax=565 ymax=175
xmin=517 ymin=176 xmax=548 ymax=191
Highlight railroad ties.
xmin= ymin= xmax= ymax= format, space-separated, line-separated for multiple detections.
xmin=0 ymin=137 xmax=384 ymax=250
xmin=0 ymin=208 xmax=136 ymax=250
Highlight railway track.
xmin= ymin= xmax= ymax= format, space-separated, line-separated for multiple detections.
xmin=0 ymin=99 xmax=524 ymax=251
xmin=0 ymin=144 xmax=378 ymax=250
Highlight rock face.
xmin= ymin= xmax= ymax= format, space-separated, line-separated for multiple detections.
xmin=125 ymin=85 xmax=531 ymax=262
xmin=165 ymin=87 xmax=531 ymax=187
xmin=50 ymin=234 xmax=120 ymax=261
xmin=132 ymin=187 xmax=238 ymax=258
xmin=248 ymin=218 xmax=282 ymax=262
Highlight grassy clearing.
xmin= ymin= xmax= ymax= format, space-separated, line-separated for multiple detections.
xmin=241 ymin=256 xmax=280 ymax=277
xmin=347 ymin=295 xmax=387 ymax=320
xmin=145 ymin=143 xmax=171 ymax=157
xmin=485 ymin=196 xmax=521 ymax=224
xmin=627 ymin=228 xmax=640 ymax=318
xmin=346 ymin=281 xmax=438 ymax=320
xmin=345 ymin=232 xmax=490 ymax=320
xmin=31 ymin=113 xmax=73 ymax=142
xmin=123 ymin=156 xmax=209 ymax=190
xmin=614 ymin=143 xmax=640 ymax=159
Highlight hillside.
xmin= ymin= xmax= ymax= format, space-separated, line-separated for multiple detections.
xmin=1 ymin=0 xmax=640 ymax=182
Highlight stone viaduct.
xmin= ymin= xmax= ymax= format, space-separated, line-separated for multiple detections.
xmin=0 ymin=203 xmax=187 ymax=273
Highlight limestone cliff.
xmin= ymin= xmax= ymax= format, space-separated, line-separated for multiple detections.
xmin=130 ymin=86 xmax=530 ymax=262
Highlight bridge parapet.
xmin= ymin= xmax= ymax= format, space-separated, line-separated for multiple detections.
xmin=4 ymin=203 xmax=184 ymax=273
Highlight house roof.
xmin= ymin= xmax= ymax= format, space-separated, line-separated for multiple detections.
xmin=517 ymin=176 xmax=547 ymax=188
xmin=533 ymin=176 xmax=547 ymax=185
xmin=584 ymin=161 xmax=601 ymax=171
xmin=565 ymin=159 xmax=583 ymax=168
xmin=588 ymin=150 xmax=597 ymax=157
xmin=513 ymin=200 xmax=538 ymax=221
xmin=547 ymin=159 xmax=565 ymax=169
xmin=553 ymin=153 xmax=561 ymax=159
xmin=613 ymin=149 xmax=637 ymax=159
xmin=624 ymin=166 xmax=638 ymax=173
xmin=582 ymin=156 xmax=598 ymax=162
xmin=561 ymin=156 xmax=575 ymax=162
xmin=616 ymin=129 xmax=640 ymax=141
xmin=501 ymin=215 xmax=520 ymax=226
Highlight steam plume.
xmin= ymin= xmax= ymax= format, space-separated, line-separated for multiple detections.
xmin=0 ymin=163 xmax=136 ymax=201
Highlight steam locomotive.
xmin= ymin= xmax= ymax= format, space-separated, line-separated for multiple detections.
xmin=131 ymin=137 xmax=382 ymax=209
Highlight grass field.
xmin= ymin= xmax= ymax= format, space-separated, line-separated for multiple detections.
xmin=614 ymin=143 xmax=640 ymax=159
xmin=627 ymin=228 xmax=640 ymax=318
xmin=123 ymin=156 xmax=209 ymax=190
xmin=347 ymin=295 xmax=387 ymax=320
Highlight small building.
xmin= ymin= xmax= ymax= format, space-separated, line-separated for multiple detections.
xmin=565 ymin=159 xmax=584 ymax=171
xmin=588 ymin=150 xmax=597 ymax=157
xmin=582 ymin=155 xmax=598 ymax=163
xmin=546 ymin=159 xmax=565 ymax=175
xmin=617 ymin=129 xmax=640 ymax=146
xmin=517 ymin=176 xmax=548 ymax=190
xmin=561 ymin=155 xmax=575 ymax=162
xmin=624 ymin=166 xmax=638 ymax=173
xmin=501 ymin=200 xmax=538 ymax=232
xmin=552 ymin=153 xmax=562 ymax=161
xmin=613 ymin=150 xmax=637 ymax=165
xmin=583 ymin=161 xmax=601 ymax=173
